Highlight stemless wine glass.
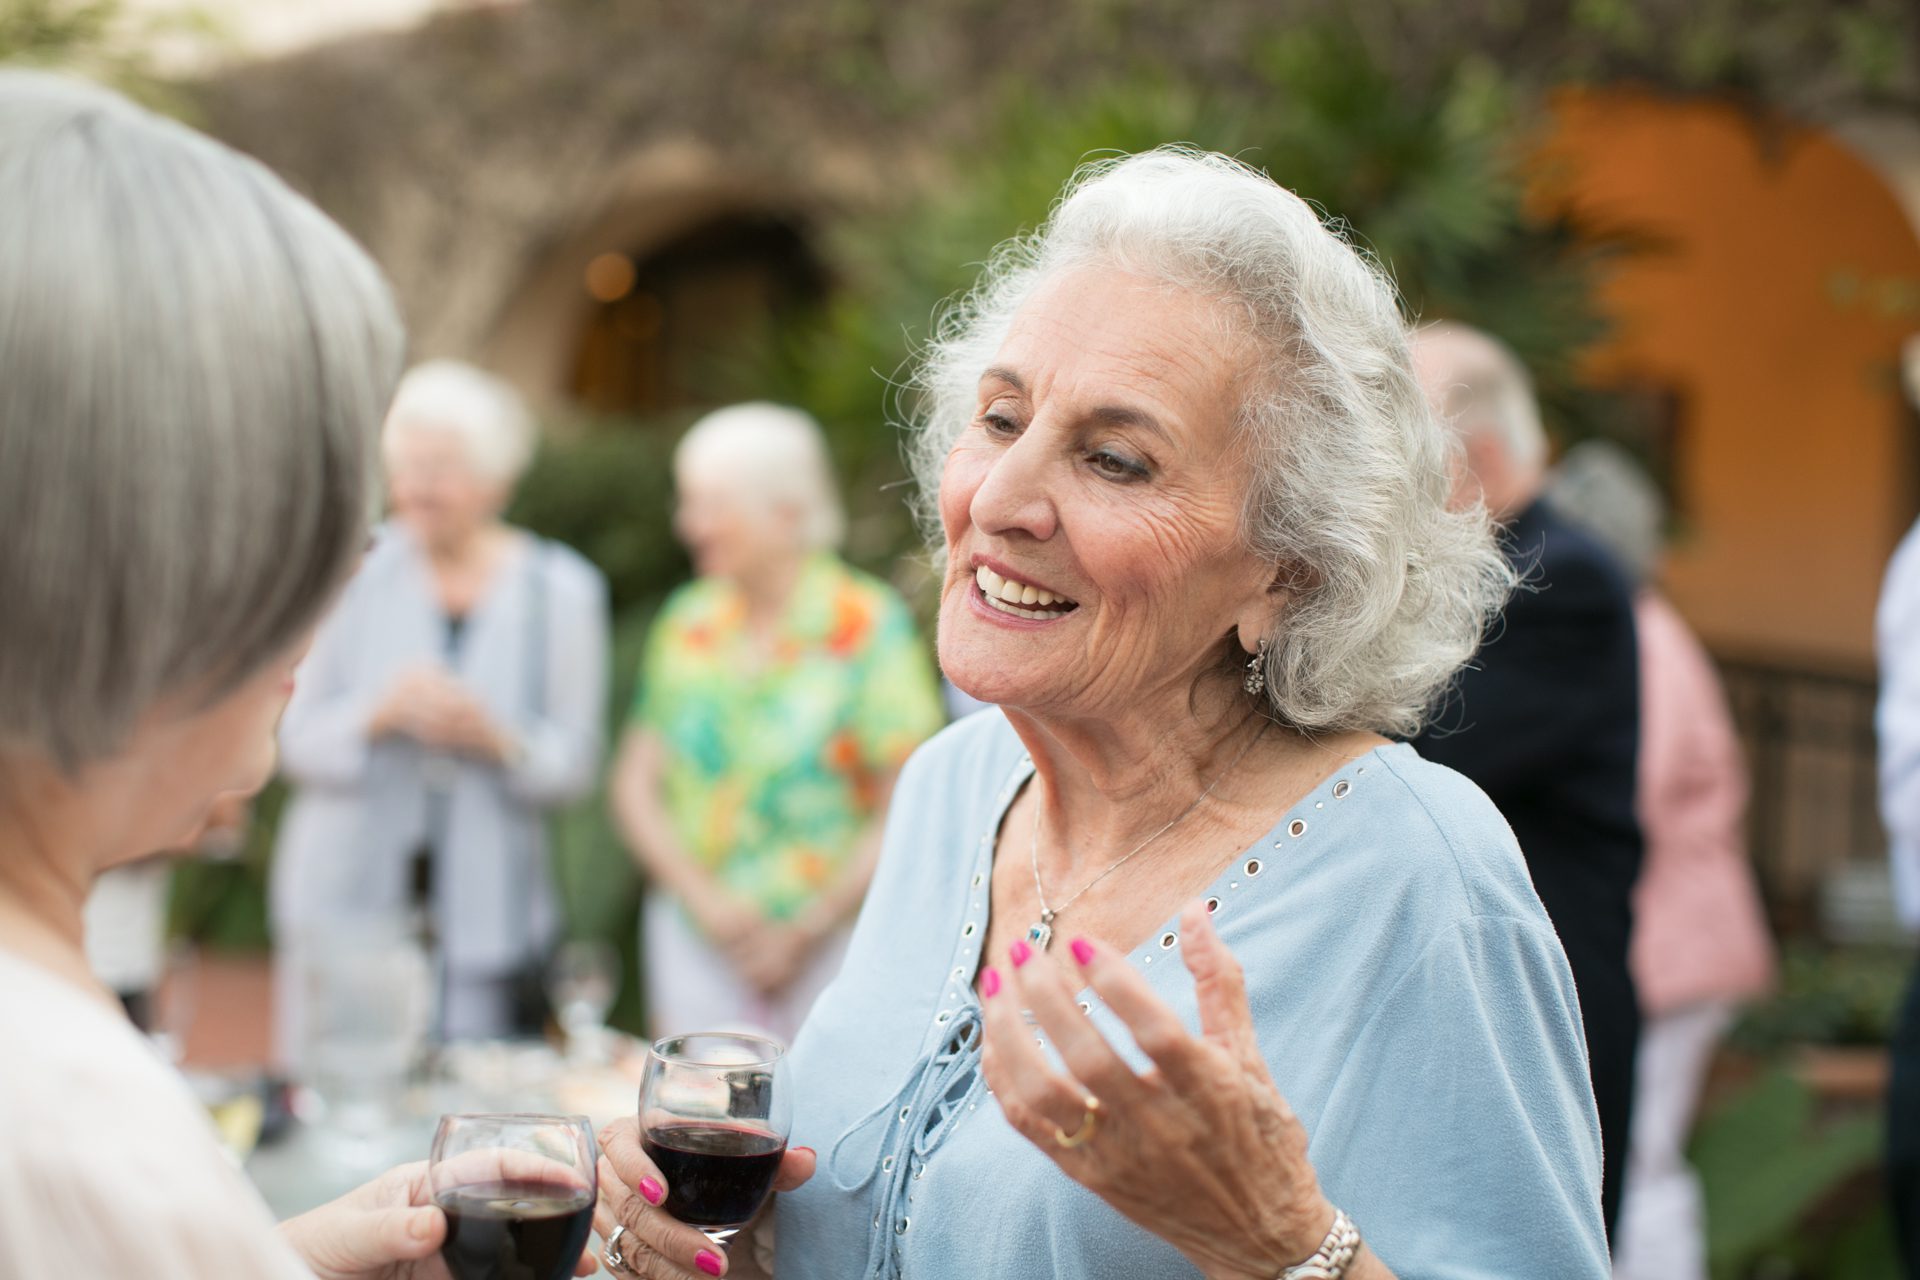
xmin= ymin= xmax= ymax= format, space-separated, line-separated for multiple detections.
xmin=637 ymin=1032 xmax=791 ymax=1244
xmin=429 ymin=1113 xmax=598 ymax=1280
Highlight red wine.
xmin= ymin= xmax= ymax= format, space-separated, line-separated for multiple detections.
xmin=436 ymin=1179 xmax=594 ymax=1280
xmin=641 ymin=1122 xmax=787 ymax=1227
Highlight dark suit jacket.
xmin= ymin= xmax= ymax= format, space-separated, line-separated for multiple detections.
xmin=1413 ymin=496 xmax=1643 ymax=1232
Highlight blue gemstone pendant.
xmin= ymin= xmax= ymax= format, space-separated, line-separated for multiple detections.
xmin=1028 ymin=913 xmax=1055 ymax=951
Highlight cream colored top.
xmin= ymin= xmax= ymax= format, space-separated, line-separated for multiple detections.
xmin=0 ymin=948 xmax=313 ymax=1278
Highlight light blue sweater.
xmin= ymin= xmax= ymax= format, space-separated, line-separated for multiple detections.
xmin=775 ymin=711 xmax=1609 ymax=1279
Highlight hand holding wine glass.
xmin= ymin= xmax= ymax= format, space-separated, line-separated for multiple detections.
xmin=594 ymin=1033 xmax=816 ymax=1278
xmin=429 ymin=1114 xmax=600 ymax=1280
xmin=278 ymin=1156 xmax=600 ymax=1280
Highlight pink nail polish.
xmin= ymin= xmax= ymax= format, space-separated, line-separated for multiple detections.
xmin=1070 ymin=937 xmax=1095 ymax=966
xmin=696 ymin=1248 xmax=724 ymax=1276
xmin=1009 ymin=939 xmax=1032 ymax=968
xmin=638 ymin=1177 xmax=664 ymax=1205
xmin=981 ymin=967 xmax=1001 ymax=998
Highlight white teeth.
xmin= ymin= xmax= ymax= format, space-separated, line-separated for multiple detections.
xmin=973 ymin=564 xmax=1076 ymax=610
xmin=983 ymin=593 xmax=1058 ymax=621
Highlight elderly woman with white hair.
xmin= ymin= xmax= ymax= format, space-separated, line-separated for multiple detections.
xmin=611 ymin=403 xmax=944 ymax=1043
xmin=591 ymin=150 xmax=1610 ymax=1280
xmin=273 ymin=359 xmax=611 ymax=1045
xmin=0 ymin=71 xmax=596 ymax=1278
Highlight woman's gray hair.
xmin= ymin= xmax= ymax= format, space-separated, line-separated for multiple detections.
xmin=675 ymin=402 xmax=846 ymax=551
xmin=907 ymin=147 xmax=1513 ymax=736
xmin=385 ymin=359 xmax=537 ymax=484
xmin=0 ymin=71 xmax=404 ymax=769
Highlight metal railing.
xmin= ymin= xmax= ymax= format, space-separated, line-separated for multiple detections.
xmin=1716 ymin=654 xmax=1885 ymax=938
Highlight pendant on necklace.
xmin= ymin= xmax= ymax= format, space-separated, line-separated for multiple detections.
xmin=1028 ymin=911 xmax=1056 ymax=952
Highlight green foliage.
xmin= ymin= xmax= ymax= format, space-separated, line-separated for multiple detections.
xmin=507 ymin=418 xmax=689 ymax=617
xmin=0 ymin=0 xmax=219 ymax=111
xmin=1555 ymin=0 xmax=1918 ymax=103
xmin=1730 ymin=943 xmax=1913 ymax=1052
xmin=166 ymin=782 xmax=286 ymax=951
xmin=1694 ymin=1067 xmax=1892 ymax=1278
xmin=544 ymin=606 xmax=655 ymax=1033
xmin=0 ymin=0 xmax=117 ymax=62
xmin=751 ymin=16 xmax=1642 ymax=515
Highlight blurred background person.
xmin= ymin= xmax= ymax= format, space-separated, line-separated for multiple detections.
xmin=1410 ymin=322 xmax=1644 ymax=1238
xmin=273 ymin=360 xmax=610 ymax=1049
xmin=1876 ymin=333 xmax=1920 ymax=1274
xmin=1551 ymin=440 xmax=1776 ymax=1280
xmin=611 ymin=403 xmax=943 ymax=1042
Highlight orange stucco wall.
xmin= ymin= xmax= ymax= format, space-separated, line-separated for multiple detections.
xmin=1537 ymin=91 xmax=1920 ymax=668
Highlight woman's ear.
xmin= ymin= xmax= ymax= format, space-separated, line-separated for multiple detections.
xmin=1271 ymin=560 xmax=1315 ymax=596
xmin=1232 ymin=608 xmax=1280 ymax=659
xmin=1232 ymin=562 xmax=1312 ymax=655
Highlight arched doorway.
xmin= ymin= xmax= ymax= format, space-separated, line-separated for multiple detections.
xmin=479 ymin=153 xmax=831 ymax=417
xmin=1536 ymin=90 xmax=1920 ymax=666
xmin=568 ymin=212 xmax=827 ymax=415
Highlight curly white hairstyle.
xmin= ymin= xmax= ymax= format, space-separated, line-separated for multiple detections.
xmin=906 ymin=147 xmax=1514 ymax=737
xmin=385 ymin=359 xmax=537 ymax=484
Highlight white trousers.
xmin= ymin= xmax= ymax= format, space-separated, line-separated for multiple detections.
xmin=643 ymin=894 xmax=848 ymax=1046
xmin=1613 ymin=1000 xmax=1734 ymax=1280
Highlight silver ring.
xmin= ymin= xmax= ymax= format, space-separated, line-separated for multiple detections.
xmin=603 ymin=1223 xmax=634 ymax=1273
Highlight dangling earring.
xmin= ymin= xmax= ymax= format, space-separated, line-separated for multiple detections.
xmin=1243 ymin=635 xmax=1269 ymax=697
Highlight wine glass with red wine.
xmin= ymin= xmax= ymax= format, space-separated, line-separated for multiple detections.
xmin=638 ymin=1032 xmax=791 ymax=1245
xmin=429 ymin=1113 xmax=597 ymax=1280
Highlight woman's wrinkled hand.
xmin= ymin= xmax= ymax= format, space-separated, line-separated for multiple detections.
xmin=979 ymin=900 xmax=1337 ymax=1280
xmin=594 ymin=1116 xmax=816 ymax=1278
xmin=278 ymin=1160 xmax=598 ymax=1280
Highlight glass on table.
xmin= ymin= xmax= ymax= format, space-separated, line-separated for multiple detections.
xmin=294 ymin=918 xmax=434 ymax=1165
xmin=638 ymin=1032 xmax=791 ymax=1245
xmin=429 ymin=1113 xmax=597 ymax=1280
xmin=545 ymin=939 xmax=619 ymax=1061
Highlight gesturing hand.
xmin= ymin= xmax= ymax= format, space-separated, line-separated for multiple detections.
xmin=979 ymin=900 xmax=1354 ymax=1280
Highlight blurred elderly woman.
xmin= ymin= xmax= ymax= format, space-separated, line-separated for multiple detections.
xmin=1549 ymin=441 xmax=1774 ymax=1280
xmin=591 ymin=149 xmax=1610 ymax=1279
xmin=0 ymin=71 xmax=598 ymax=1278
xmin=273 ymin=360 xmax=610 ymax=1045
xmin=612 ymin=404 xmax=944 ymax=1042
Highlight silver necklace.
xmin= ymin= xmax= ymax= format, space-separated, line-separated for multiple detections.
xmin=1025 ymin=720 xmax=1269 ymax=951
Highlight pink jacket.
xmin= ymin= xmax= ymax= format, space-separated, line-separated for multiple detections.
xmin=1630 ymin=593 xmax=1776 ymax=1015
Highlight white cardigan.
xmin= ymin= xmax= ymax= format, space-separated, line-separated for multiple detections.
xmin=271 ymin=525 xmax=609 ymax=974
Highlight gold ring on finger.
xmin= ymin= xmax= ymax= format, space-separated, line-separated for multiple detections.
xmin=1052 ymin=1094 xmax=1102 ymax=1149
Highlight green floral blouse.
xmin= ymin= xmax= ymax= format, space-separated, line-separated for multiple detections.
xmin=633 ymin=554 xmax=945 ymax=920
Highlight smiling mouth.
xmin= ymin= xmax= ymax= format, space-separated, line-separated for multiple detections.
xmin=974 ymin=565 xmax=1079 ymax=621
